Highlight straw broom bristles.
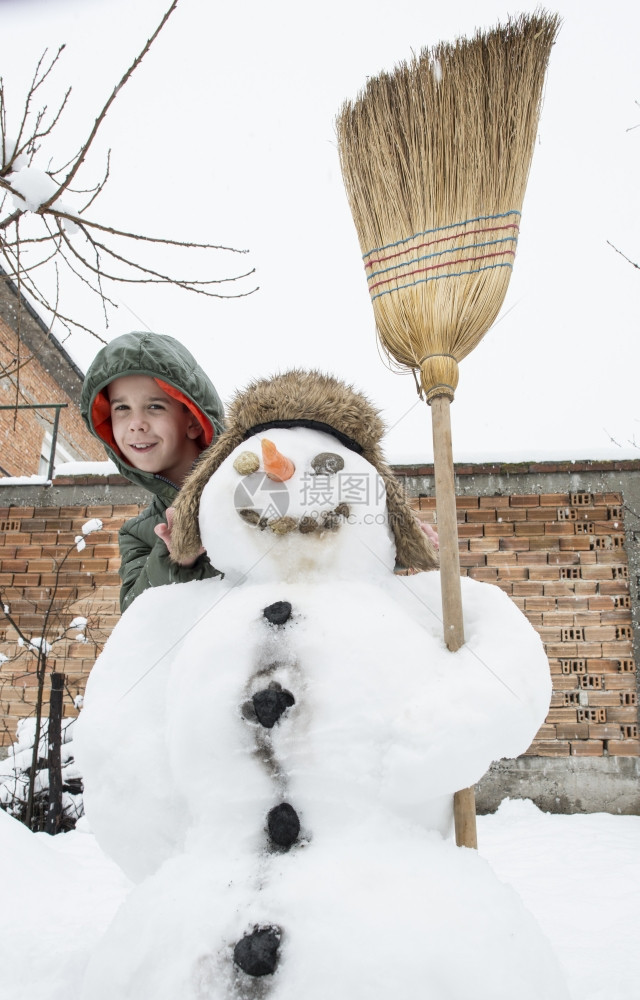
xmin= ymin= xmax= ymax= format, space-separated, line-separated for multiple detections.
xmin=336 ymin=12 xmax=560 ymax=401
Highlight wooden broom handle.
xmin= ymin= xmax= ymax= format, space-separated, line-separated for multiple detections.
xmin=430 ymin=395 xmax=478 ymax=849
xmin=453 ymin=787 xmax=478 ymax=849
xmin=430 ymin=395 xmax=464 ymax=651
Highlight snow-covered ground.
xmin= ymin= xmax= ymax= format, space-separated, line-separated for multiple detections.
xmin=1 ymin=798 xmax=638 ymax=1000
xmin=479 ymin=800 xmax=640 ymax=1000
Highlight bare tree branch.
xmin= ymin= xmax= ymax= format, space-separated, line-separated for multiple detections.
xmin=0 ymin=47 xmax=68 ymax=176
xmin=42 ymin=4 xmax=180 ymax=208
xmin=625 ymin=99 xmax=640 ymax=132
xmin=57 ymin=219 xmax=256 ymax=292
xmin=0 ymin=0 xmax=257 ymax=388
xmin=607 ymin=240 xmax=639 ymax=270
xmin=77 ymin=149 xmax=111 ymax=213
xmin=49 ymin=209 xmax=251 ymax=253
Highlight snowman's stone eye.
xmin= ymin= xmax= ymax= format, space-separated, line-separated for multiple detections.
xmin=233 ymin=451 xmax=260 ymax=475
xmin=311 ymin=451 xmax=344 ymax=475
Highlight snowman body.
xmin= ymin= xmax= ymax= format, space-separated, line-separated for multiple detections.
xmin=76 ymin=428 xmax=569 ymax=999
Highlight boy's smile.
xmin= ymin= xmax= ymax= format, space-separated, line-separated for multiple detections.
xmin=108 ymin=374 xmax=202 ymax=486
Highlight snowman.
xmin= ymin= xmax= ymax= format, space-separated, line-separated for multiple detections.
xmin=75 ymin=370 xmax=569 ymax=1000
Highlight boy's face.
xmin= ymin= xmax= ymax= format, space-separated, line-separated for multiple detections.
xmin=107 ymin=375 xmax=202 ymax=486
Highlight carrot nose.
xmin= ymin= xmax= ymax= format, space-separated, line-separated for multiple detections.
xmin=261 ymin=439 xmax=295 ymax=482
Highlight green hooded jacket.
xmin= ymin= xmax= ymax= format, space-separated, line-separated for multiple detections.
xmin=80 ymin=331 xmax=225 ymax=612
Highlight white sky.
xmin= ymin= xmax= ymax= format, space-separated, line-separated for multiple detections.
xmin=1 ymin=0 xmax=638 ymax=462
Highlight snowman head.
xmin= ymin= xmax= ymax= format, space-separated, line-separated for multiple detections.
xmin=170 ymin=370 xmax=438 ymax=577
xmin=197 ymin=426 xmax=399 ymax=582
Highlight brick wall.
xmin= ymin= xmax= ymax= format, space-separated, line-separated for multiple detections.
xmin=0 ymin=316 xmax=104 ymax=476
xmin=0 ymin=490 xmax=137 ymax=743
xmin=410 ymin=490 xmax=638 ymax=760
xmin=0 ymin=468 xmax=638 ymax=814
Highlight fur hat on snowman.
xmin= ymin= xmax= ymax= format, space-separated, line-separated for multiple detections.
xmin=170 ymin=369 xmax=439 ymax=573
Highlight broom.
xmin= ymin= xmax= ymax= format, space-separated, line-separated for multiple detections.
xmin=336 ymin=11 xmax=560 ymax=848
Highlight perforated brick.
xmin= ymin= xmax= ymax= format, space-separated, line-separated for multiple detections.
xmin=570 ymin=493 xmax=595 ymax=506
xmin=620 ymin=725 xmax=638 ymax=739
xmin=561 ymin=627 xmax=586 ymax=642
xmin=579 ymin=675 xmax=603 ymax=689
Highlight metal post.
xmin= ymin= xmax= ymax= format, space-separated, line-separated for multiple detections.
xmin=48 ymin=406 xmax=63 ymax=482
xmin=46 ymin=671 xmax=65 ymax=836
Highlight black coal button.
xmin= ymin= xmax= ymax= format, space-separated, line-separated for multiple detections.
xmin=263 ymin=601 xmax=292 ymax=625
xmin=233 ymin=926 xmax=281 ymax=977
xmin=252 ymin=688 xmax=295 ymax=728
xmin=267 ymin=802 xmax=300 ymax=848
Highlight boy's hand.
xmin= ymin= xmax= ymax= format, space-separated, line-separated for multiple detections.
xmin=416 ymin=516 xmax=439 ymax=549
xmin=154 ymin=507 xmax=205 ymax=566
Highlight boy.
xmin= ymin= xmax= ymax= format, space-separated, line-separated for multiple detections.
xmin=80 ymin=331 xmax=225 ymax=612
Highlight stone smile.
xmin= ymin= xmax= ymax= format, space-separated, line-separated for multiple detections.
xmin=237 ymin=503 xmax=350 ymax=535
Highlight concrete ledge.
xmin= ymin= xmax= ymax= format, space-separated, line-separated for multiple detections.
xmin=476 ymin=756 xmax=640 ymax=816
xmin=0 ymin=479 xmax=150 ymax=507
xmin=395 ymin=459 xmax=640 ymax=477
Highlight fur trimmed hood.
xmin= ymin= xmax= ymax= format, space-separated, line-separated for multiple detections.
xmin=170 ymin=369 xmax=438 ymax=572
